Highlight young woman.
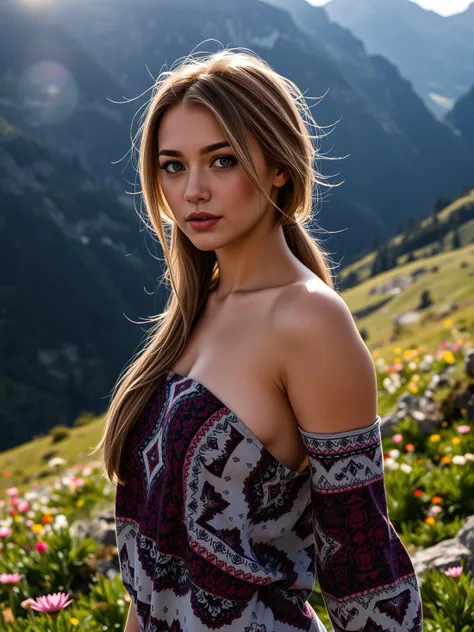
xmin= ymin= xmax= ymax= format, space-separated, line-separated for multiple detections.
xmin=95 ymin=49 xmax=423 ymax=632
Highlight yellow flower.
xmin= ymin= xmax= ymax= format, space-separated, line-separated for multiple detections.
xmin=425 ymin=516 xmax=436 ymax=525
xmin=393 ymin=347 xmax=401 ymax=355
xmin=442 ymin=351 xmax=455 ymax=364
xmin=441 ymin=456 xmax=451 ymax=464
xmin=452 ymin=437 xmax=461 ymax=445
xmin=412 ymin=374 xmax=420 ymax=382
xmin=76 ymin=498 xmax=85 ymax=508
xmin=70 ymin=618 xmax=80 ymax=626
xmin=444 ymin=319 xmax=454 ymax=328
xmin=408 ymin=383 xmax=419 ymax=393
xmin=13 ymin=515 xmax=21 ymax=523
xmin=403 ymin=349 xmax=416 ymax=359
xmin=69 ymin=485 xmax=77 ymax=494
xmin=429 ymin=434 xmax=441 ymax=442
xmin=31 ymin=524 xmax=43 ymax=534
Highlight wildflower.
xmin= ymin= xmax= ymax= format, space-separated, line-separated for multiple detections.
xmin=0 ymin=527 xmax=12 ymax=538
xmin=452 ymin=455 xmax=467 ymax=465
xmin=444 ymin=566 xmax=463 ymax=578
xmin=443 ymin=319 xmax=454 ymax=328
xmin=431 ymin=496 xmax=443 ymax=504
xmin=457 ymin=425 xmax=471 ymax=435
xmin=388 ymin=449 xmax=400 ymax=459
xmin=35 ymin=541 xmax=48 ymax=553
xmin=464 ymin=453 xmax=474 ymax=462
xmin=452 ymin=437 xmax=461 ymax=445
xmin=442 ymin=351 xmax=455 ymax=364
xmin=400 ymin=464 xmax=412 ymax=474
xmin=405 ymin=443 xmax=415 ymax=453
xmin=42 ymin=514 xmax=54 ymax=525
xmin=428 ymin=506 xmax=443 ymax=516
xmin=76 ymin=498 xmax=85 ymax=508
xmin=441 ymin=456 xmax=452 ymax=464
xmin=425 ymin=516 xmax=436 ymax=525
xmin=21 ymin=598 xmax=35 ymax=610
xmin=413 ymin=489 xmax=423 ymax=498
xmin=408 ymin=383 xmax=419 ymax=393
xmin=70 ymin=617 xmax=80 ymax=626
xmin=31 ymin=524 xmax=43 ymax=534
xmin=29 ymin=592 xmax=73 ymax=613
xmin=392 ymin=434 xmax=403 ymax=444
xmin=429 ymin=434 xmax=441 ymax=442
xmin=384 ymin=458 xmax=400 ymax=471
xmin=0 ymin=573 xmax=23 ymax=584
xmin=5 ymin=487 xmax=19 ymax=497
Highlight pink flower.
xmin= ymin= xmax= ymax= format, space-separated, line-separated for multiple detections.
xmin=392 ymin=434 xmax=403 ymax=444
xmin=17 ymin=501 xmax=29 ymax=513
xmin=5 ymin=487 xmax=19 ymax=497
xmin=29 ymin=592 xmax=73 ymax=613
xmin=0 ymin=573 xmax=23 ymax=584
xmin=35 ymin=541 xmax=48 ymax=553
xmin=444 ymin=566 xmax=463 ymax=578
xmin=457 ymin=425 xmax=471 ymax=435
xmin=0 ymin=527 xmax=12 ymax=538
xmin=21 ymin=598 xmax=35 ymax=610
xmin=440 ymin=341 xmax=448 ymax=349
xmin=25 ymin=520 xmax=33 ymax=527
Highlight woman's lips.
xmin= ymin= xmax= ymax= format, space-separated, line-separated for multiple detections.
xmin=188 ymin=217 xmax=222 ymax=230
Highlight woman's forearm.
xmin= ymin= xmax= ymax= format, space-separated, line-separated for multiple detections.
xmin=124 ymin=600 xmax=140 ymax=632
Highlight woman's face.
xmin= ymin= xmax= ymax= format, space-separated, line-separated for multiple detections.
xmin=157 ymin=102 xmax=283 ymax=250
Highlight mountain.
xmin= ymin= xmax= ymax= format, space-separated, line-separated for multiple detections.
xmin=0 ymin=115 xmax=167 ymax=452
xmin=446 ymin=83 xmax=474 ymax=150
xmin=325 ymin=0 xmax=474 ymax=119
xmin=50 ymin=0 xmax=473 ymax=260
xmin=1 ymin=0 xmax=473 ymax=450
xmin=0 ymin=0 xmax=134 ymax=187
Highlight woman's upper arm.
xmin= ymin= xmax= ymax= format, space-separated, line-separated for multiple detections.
xmin=273 ymin=284 xmax=378 ymax=435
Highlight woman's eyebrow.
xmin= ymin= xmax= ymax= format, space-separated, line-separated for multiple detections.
xmin=158 ymin=141 xmax=231 ymax=157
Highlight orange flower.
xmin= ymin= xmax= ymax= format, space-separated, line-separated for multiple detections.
xmin=405 ymin=444 xmax=415 ymax=453
xmin=42 ymin=515 xmax=54 ymax=525
xmin=431 ymin=496 xmax=443 ymax=504
xmin=2 ymin=471 xmax=11 ymax=478
xmin=441 ymin=456 xmax=452 ymax=464
xmin=425 ymin=516 xmax=436 ymax=525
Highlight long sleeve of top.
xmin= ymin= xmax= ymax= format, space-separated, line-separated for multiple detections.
xmin=298 ymin=417 xmax=423 ymax=632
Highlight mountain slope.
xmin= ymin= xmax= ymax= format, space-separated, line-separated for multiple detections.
xmin=51 ymin=0 xmax=473 ymax=261
xmin=0 ymin=116 xmax=166 ymax=451
xmin=325 ymin=0 xmax=474 ymax=119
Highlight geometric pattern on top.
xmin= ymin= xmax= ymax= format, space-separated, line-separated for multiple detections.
xmin=115 ymin=370 xmax=423 ymax=631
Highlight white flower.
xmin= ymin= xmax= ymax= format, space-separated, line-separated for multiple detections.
xmin=384 ymin=458 xmax=400 ymax=471
xmin=388 ymin=449 xmax=400 ymax=459
xmin=400 ymin=464 xmax=412 ymax=474
xmin=464 ymin=453 xmax=474 ymax=462
xmin=452 ymin=455 xmax=466 ymax=465
xmin=53 ymin=514 xmax=69 ymax=530
xmin=408 ymin=361 xmax=417 ymax=370
xmin=423 ymin=354 xmax=434 ymax=364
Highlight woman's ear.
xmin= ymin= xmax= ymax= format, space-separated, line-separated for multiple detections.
xmin=273 ymin=168 xmax=290 ymax=187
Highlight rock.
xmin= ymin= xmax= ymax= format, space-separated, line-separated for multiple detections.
xmin=465 ymin=350 xmax=474 ymax=379
xmin=411 ymin=513 xmax=474 ymax=577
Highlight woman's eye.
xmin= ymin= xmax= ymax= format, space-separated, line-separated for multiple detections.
xmin=159 ymin=161 xmax=183 ymax=174
xmin=212 ymin=155 xmax=237 ymax=169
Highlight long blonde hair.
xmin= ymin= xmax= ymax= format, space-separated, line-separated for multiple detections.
xmin=92 ymin=47 xmax=339 ymax=486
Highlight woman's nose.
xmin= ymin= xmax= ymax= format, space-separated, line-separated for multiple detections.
xmin=184 ymin=171 xmax=211 ymax=204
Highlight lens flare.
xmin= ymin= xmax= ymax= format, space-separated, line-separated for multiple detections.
xmin=18 ymin=61 xmax=79 ymax=126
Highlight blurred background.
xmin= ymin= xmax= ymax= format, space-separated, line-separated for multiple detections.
xmin=0 ymin=1 xmax=474 ymax=628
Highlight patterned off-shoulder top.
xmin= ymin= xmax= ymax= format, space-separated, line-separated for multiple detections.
xmin=115 ymin=370 xmax=423 ymax=632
